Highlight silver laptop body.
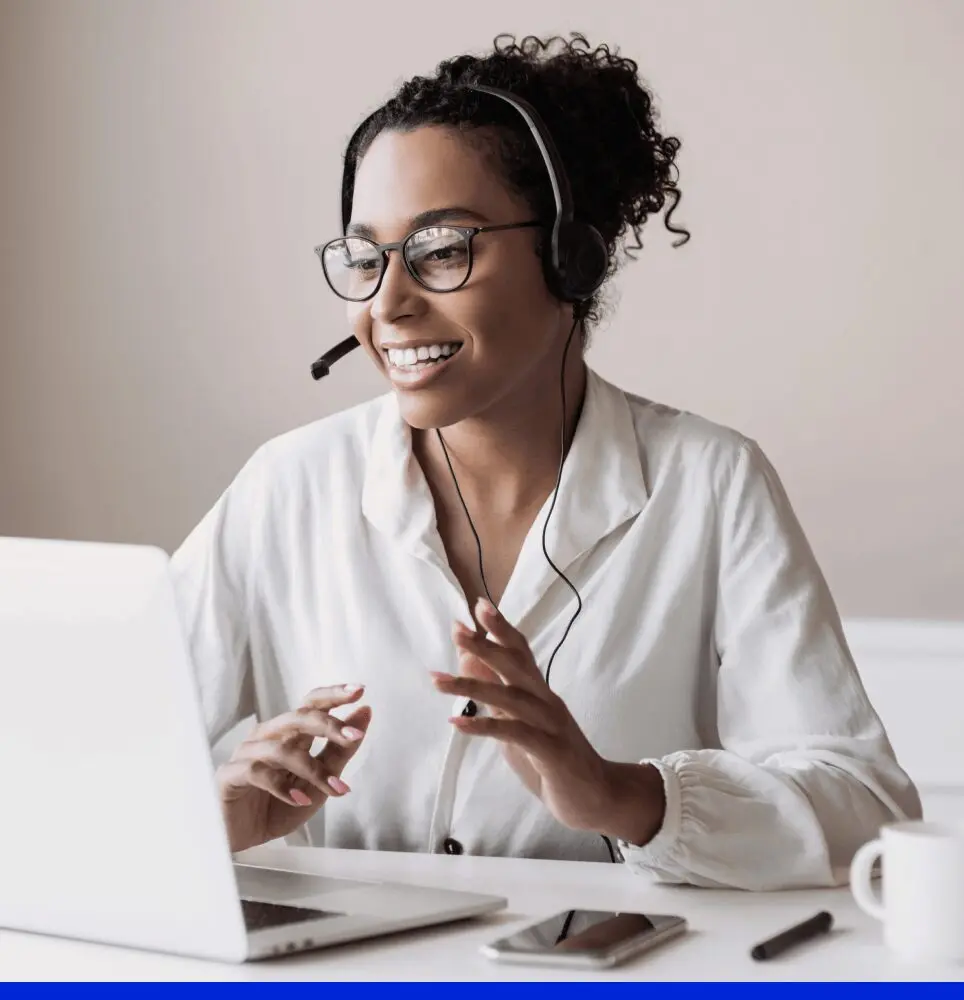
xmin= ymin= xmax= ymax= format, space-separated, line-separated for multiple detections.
xmin=0 ymin=536 xmax=506 ymax=962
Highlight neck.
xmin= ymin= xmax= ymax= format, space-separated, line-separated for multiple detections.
xmin=416 ymin=349 xmax=588 ymax=517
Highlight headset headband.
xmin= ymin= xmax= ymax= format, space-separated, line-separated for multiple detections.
xmin=317 ymin=80 xmax=606 ymax=380
xmin=340 ymin=83 xmax=574 ymax=234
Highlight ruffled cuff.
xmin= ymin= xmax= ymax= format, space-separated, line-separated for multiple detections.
xmin=616 ymin=752 xmax=690 ymax=868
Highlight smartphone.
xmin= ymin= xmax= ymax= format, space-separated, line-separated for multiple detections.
xmin=481 ymin=909 xmax=688 ymax=969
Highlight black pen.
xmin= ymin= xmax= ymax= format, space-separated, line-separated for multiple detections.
xmin=750 ymin=910 xmax=834 ymax=961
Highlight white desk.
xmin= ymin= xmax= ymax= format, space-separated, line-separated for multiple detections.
xmin=1 ymin=845 xmax=961 ymax=981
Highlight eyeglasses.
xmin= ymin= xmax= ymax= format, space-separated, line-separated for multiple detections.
xmin=315 ymin=220 xmax=542 ymax=302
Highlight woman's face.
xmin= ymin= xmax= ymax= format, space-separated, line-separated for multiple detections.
xmin=345 ymin=125 xmax=570 ymax=430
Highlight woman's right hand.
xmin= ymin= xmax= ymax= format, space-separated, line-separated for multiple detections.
xmin=216 ymin=684 xmax=371 ymax=852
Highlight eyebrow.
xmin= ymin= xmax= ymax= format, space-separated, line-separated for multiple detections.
xmin=346 ymin=206 xmax=489 ymax=239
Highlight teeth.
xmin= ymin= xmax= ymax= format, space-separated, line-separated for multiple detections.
xmin=387 ymin=343 xmax=461 ymax=369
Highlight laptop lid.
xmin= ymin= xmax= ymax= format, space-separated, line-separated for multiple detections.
xmin=0 ymin=536 xmax=248 ymax=962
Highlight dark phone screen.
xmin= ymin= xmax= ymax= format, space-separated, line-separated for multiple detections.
xmin=498 ymin=910 xmax=679 ymax=955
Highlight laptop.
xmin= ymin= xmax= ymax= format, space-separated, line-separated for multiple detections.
xmin=0 ymin=535 xmax=506 ymax=963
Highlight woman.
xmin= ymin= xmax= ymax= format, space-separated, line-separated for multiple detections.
xmin=171 ymin=34 xmax=920 ymax=889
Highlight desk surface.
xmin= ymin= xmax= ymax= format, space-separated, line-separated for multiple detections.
xmin=1 ymin=845 xmax=961 ymax=981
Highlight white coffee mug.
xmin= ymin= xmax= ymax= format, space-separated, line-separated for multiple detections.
xmin=850 ymin=820 xmax=964 ymax=964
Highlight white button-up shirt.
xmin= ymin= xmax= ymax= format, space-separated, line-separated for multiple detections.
xmin=170 ymin=368 xmax=921 ymax=889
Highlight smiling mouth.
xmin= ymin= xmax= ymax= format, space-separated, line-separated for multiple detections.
xmin=384 ymin=341 xmax=463 ymax=371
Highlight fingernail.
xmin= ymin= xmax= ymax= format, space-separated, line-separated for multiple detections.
xmin=476 ymin=597 xmax=496 ymax=616
xmin=453 ymin=620 xmax=472 ymax=636
xmin=342 ymin=683 xmax=364 ymax=693
xmin=341 ymin=726 xmax=364 ymax=741
xmin=430 ymin=671 xmax=455 ymax=682
xmin=290 ymin=788 xmax=312 ymax=806
xmin=328 ymin=776 xmax=350 ymax=795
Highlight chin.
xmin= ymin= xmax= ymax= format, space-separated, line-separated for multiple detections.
xmin=395 ymin=392 xmax=473 ymax=431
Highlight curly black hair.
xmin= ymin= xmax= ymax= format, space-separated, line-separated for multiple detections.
xmin=341 ymin=32 xmax=690 ymax=327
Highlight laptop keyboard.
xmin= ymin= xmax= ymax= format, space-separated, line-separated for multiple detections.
xmin=241 ymin=898 xmax=340 ymax=931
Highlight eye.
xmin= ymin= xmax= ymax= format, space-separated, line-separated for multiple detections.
xmin=339 ymin=238 xmax=380 ymax=276
xmin=423 ymin=244 xmax=465 ymax=263
xmin=346 ymin=257 xmax=380 ymax=273
xmin=406 ymin=228 xmax=469 ymax=269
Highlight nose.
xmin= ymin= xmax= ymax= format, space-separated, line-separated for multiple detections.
xmin=370 ymin=247 xmax=424 ymax=324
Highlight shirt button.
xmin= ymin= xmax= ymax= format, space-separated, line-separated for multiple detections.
xmin=442 ymin=837 xmax=464 ymax=856
xmin=461 ymin=700 xmax=478 ymax=717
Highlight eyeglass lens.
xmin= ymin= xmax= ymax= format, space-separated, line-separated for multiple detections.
xmin=322 ymin=226 xmax=471 ymax=300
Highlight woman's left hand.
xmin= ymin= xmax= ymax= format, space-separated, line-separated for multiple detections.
xmin=430 ymin=597 xmax=663 ymax=841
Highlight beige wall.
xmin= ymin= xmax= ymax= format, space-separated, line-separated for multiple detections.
xmin=1 ymin=0 xmax=961 ymax=619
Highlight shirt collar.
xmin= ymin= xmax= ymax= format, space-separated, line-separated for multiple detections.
xmin=361 ymin=368 xmax=649 ymax=623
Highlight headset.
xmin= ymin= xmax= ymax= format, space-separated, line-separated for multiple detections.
xmin=310 ymin=83 xmax=608 ymax=379
xmin=310 ymin=84 xmax=619 ymax=863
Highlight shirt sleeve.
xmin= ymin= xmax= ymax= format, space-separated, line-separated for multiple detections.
xmin=618 ymin=439 xmax=922 ymax=889
xmin=168 ymin=446 xmax=269 ymax=746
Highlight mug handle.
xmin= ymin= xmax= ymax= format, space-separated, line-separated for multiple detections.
xmin=850 ymin=837 xmax=885 ymax=921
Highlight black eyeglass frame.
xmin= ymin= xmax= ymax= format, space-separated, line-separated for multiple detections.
xmin=314 ymin=219 xmax=542 ymax=302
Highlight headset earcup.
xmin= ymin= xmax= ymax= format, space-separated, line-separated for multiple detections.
xmin=554 ymin=222 xmax=609 ymax=302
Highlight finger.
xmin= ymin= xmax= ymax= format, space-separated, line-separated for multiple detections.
xmin=259 ymin=684 xmax=365 ymax=736
xmin=430 ymin=670 xmax=557 ymax=730
xmin=453 ymin=655 xmax=511 ymax=718
xmin=474 ymin=598 xmax=529 ymax=652
xmin=453 ymin=624 xmax=545 ymax=695
xmin=456 ymin=613 xmax=538 ymax=670
xmin=457 ymin=651 xmax=501 ymax=685
xmin=303 ymin=683 xmax=366 ymax=712
xmin=317 ymin=704 xmax=372 ymax=776
xmin=232 ymin=739 xmax=336 ymax=797
xmin=448 ymin=714 xmax=549 ymax=754
xmin=219 ymin=759 xmax=313 ymax=807
xmin=257 ymin=706 xmax=366 ymax=748
xmin=233 ymin=736 xmax=350 ymax=797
